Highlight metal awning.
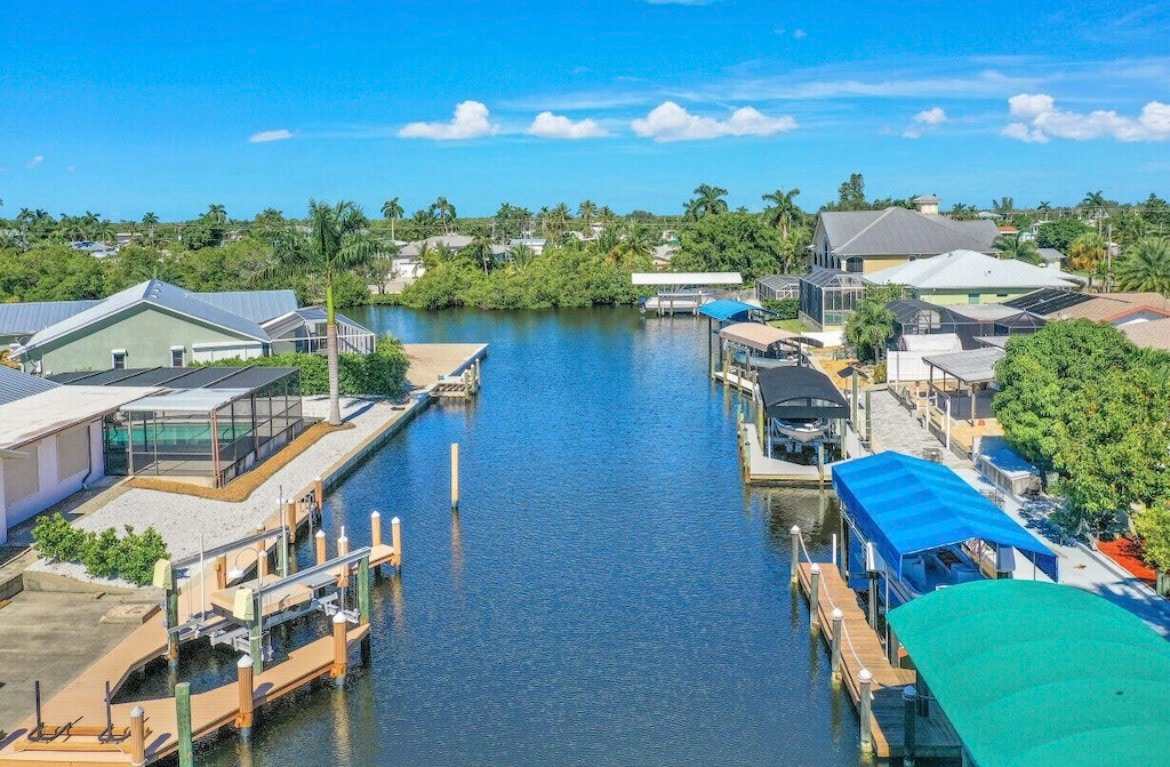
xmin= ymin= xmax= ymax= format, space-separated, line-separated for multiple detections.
xmin=699 ymin=299 xmax=774 ymax=322
xmin=923 ymin=347 xmax=1005 ymax=384
xmin=719 ymin=322 xmax=798 ymax=352
xmin=120 ymin=388 xmax=252 ymax=414
xmin=632 ymin=272 xmax=743 ymax=286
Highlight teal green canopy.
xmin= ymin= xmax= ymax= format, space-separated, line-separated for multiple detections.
xmin=888 ymin=580 xmax=1170 ymax=767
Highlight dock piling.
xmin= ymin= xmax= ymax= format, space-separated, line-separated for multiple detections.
xmin=129 ymin=706 xmax=146 ymax=766
xmin=338 ymin=527 xmax=350 ymax=589
xmin=176 ymin=682 xmax=193 ymax=767
xmin=867 ymin=570 xmax=880 ymax=629
xmin=216 ymin=554 xmax=228 ymax=589
xmin=391 ymin=517 xmax=402 ymax=569
xmin=316 ymin=529 xmax=327 ymax=566
xmin=809 ymin=564 xmax=821 ymax=632
xmin=331 ymin=613 xmax=348 ymax=685
xmin=858 ymin=669 xmax=874 ymax=753
xmin=314 ymin=476 xmax=325 ymax=518
xmin=451 ymin=443 xmax=460 ymax=511
xmin=236 ymin=655 xmax=254 ymax=741
xmin=371 ymin=511 xmax=382 ymax=547
xmin=830 ymin=608 xmax=844 ymax=677
xmin=902 ymin=685 xmax=918 ymax=766
xmin=789 ymin=526 xmax=801 ymax=584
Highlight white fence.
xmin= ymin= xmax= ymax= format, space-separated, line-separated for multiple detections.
xmin=886 ymin=351 xmax=932 ymax=383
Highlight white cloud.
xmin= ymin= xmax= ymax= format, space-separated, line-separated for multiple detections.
xmin=249 ymin=129 xmax=293 ymax=143
xmin=526 ymin=112 xmax=609 ymax=139
xmin=26 ymin=155 xmax=43 ymax=168
xmin=793 ymin=29 xmax=807 ymax=39
xmin=398 ymin=101 xmax=498 ymax=140
xmin=631 ymin=101 xmax=796 ymax=142
xmin=903 ymin=106 xmax=948 ymax=138
xmin=1002 ymin=93 xmax=1170 ymax=142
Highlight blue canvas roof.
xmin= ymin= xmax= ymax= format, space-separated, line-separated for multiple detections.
xmin=832 ymin=452 xmax=1058 ymax=581
xmin=698 ymin=299 xmax=773 ymax=322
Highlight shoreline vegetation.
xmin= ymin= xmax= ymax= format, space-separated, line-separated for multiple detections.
xmin=3 ymin=179 xmax=1169 ymax=312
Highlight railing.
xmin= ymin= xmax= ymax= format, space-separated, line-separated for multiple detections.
xmin=290 ymin=331 xmax=376 ymax=356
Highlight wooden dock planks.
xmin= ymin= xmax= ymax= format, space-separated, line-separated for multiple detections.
xmin=795 ymin=562 xmax=962 ymax=759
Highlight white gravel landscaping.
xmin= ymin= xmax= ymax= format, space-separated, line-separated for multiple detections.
xmin=29 ymin=394 xmax=421 ymax=585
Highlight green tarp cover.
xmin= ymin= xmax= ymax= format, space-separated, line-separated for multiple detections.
xmin=887 ymin=580 xmax=1170 ymax=767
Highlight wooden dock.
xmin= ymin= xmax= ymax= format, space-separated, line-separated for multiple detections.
xmin=795 ymin=562 xmax=962 ymax=760
xmin=0 ymin=530 xmax=398 ymax=767
xmin=738 ymin=425 xmax=828 ymax=486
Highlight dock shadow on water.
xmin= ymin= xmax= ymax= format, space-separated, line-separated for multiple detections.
xmin=191 ymin=307 xmax=865 ymax=767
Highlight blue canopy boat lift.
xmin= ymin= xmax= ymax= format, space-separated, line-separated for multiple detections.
xmin=831 ymin=451 xmax=1058 ymax=623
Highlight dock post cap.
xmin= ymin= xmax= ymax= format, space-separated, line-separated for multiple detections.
xmin=130 ymin=705 xmax=144 ymax=717
xmin=332 ymin=612 xmax=348 ymax=624
xmin=371 ymin=510 xmax=381 ymax=518
xmin=316 ymin=529 xmax=326 ymax=539
xmin=238 ymin=655 xmax=254 ymax=669
xmin=790 ymin=525 xmax=801 ymax=535
xmin=831 ymin=607 xmax=844 ymax=620
xmin=858 ymin=668 xmax=873 ymax=683
xmin=315 ymin=476 xmax=322 ymax=482
xmin=392 ymin=516 xmax=400 ymax=524
xmin=339 ymin=526 xmax=347 ymax=538
xmin=902 ymin=685 xmax=917 ymax=701
xmin=810 ymin=563 xmax=821 ymax=574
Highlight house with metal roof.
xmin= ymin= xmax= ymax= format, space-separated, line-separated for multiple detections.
xmin=1005 ymin=288 xmax=1170 ymax=326
xmin=0 ymin=366 xmax=60 ymax=406
xmin=811 ymin=197 xmax=1000 ymax=275
xmin=6 ymin=280 xmax=374 ymax=376
xmin=865 ymin=249 xmax=1081 ymax=306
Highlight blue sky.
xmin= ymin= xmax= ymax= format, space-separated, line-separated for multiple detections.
xmin=2 ymin=1 xmax=1170 ymax=220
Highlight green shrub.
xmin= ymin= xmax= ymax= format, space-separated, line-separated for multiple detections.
xmin=762 ymin=297 xmax=799 ymax=319
xmin=31 ymin=514 xmax=170 ymax=586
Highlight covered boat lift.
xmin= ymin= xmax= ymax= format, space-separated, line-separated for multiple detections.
xmin=633 ymin=272 xmax=743 ymax=316
xmin=888 ymin=580 xmax=1170 ymax=767
xmin=756 ymin=366 xmax=849 ymax=460
xmin=832 ymin=452 xmax=1057 ymax=616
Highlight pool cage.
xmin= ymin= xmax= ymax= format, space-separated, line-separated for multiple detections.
xmin=99 ymin=368 xmax=304 ymax=486
xmin=798 ymin=269 xmax=869 ymax=329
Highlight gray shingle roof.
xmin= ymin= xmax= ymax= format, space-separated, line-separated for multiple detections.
xmin=0 ymin=300 xmax=101 ymax=337
xmin=0 ymin=366 xmax=61 ymax=405
xmin=15 ymin=280 xmax=271 ymax=356
xmin=822 ymin=207 xmax=1000 ymax=257
xmin=196 ymin=290 xmax=298 ymax=323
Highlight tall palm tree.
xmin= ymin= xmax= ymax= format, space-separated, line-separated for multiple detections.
xmin=429 ymin=196 xmax=456 ymax=234
xmin=578 ymin=200 xmax=598 ymax=230
xmin=1115 ymin=238 xmax=1170 ymax=295
xmin=206 ymin=203 xmax=228 ymax=224
xmin=760 ymin=187 xmax=802 ymax=238
xmin=381 ymin=197 xmax=403 ymax=241
xmin=995 ymin=234 xmax=1039 ymax=264
xmin=1082 ymin=191 xmax=1107 ymax=209
xmin=141 ymin=212 xmax=160 ymax=241
xmin=411 ymin=208 xmax=436 ymax=239
xmin=270 ymin=200 xmax=380 ymax=425
xmin=684 ymin=184 xmax=729 ymax=221
xmin=548 ymin=203 xmax=572 ymax=235
xmin=844 ymin=299 xmax=895 ymax=363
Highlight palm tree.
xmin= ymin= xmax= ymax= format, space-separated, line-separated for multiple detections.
xmin=411 ymin=208 xmax=436 ymax=239
xmin=1115 ymin=238 xmax=1170 ymax=295
xmin=429 ymin=197 xmax=456 ymax=234
xmin=1082 ymin=191 xmax=1107 ymax=209
xmin=381 ymin=197 xmax=403 ymax=241
xmin=1037 ymin=201 xmax=1052 ymax=222
xmin=548 ymin=203 xmax=572 ymax=235
xmin=684 ymin=184 xmax=729 ymax=221
xmin=205 ymin=203 xmax=228 ymax=224
xmin=578 ymin=200 xmax=598 ymax=230
xmin=995 ymin=234 xmax=1039 ymax=264
xmin=141 ymin=212 xmax=160 ymax=241
xmin=270 ymin=200 xmax=380 ymax=425
xmin=465 ymin=236 xmax=495 ymax=274
xmin=844 ymin=298 xmax=895 ymax=363
xmin=760 ymin=187 xmax=802 ymax=238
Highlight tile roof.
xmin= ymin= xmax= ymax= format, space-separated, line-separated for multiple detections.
xmin=865 ymin=249 xmax=1080 ymax=291
xmin=1121 ymin=318 xmax=1170 ymax=351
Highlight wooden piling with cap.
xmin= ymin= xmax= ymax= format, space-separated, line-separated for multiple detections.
xmin=315 ymin=529 xmax=327 ymax=566
xmin=451 ymin=443 xmax=460 ymax=511
xmin=129 ymin=706 xmax=145 ymax=767
xmin=236 ymin=655 xmax=254 ymax=740
xmin=331 ymin=613 xmax=348 ymax=684
xmin=391 ymin=516 xmax=402 ymax=568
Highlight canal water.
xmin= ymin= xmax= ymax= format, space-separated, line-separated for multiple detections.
xmin=200 ymin=307 xmax=854 ymax=767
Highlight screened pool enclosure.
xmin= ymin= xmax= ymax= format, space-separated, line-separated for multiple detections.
xmin=54 ymin=367 xmax=304 ymax=486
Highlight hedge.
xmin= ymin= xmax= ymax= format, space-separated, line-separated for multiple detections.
xmin=32 ymin=514 xmax=169 ymax=586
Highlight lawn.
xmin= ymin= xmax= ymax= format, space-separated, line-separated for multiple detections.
xmin=769 ymin=318 xmax=806 ymax=333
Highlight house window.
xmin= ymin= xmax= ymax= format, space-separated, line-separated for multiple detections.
xmin=112 ymin=350 xmax=127 ymax=369
xmin=171 ymin=347 xmax=185 ymax=367
xmin=967 ymin=294 xmax=982 ymax=304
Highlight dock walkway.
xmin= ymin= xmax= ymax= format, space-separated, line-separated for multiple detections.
xmin=795 ymin=562 xmax=962 ymax=760
xmin=738 ymin=425 xmax=827 ymax=486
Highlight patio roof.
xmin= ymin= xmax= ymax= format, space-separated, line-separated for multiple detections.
xmin=719 ymin=322 xmax=797 ymax=352
xmin=923 ymin=347 xmax=1005 ymax=384
xmin=120 ymin=388 xmax=252 ymax=414
xmin=631 ymin=272 xmax=742 ymax=286
xmin=888 ymin=580 xmax=1170 ymax=767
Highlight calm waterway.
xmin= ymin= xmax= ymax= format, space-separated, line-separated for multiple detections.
xmin=200 ymin=306 xmax=855 ymax=767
